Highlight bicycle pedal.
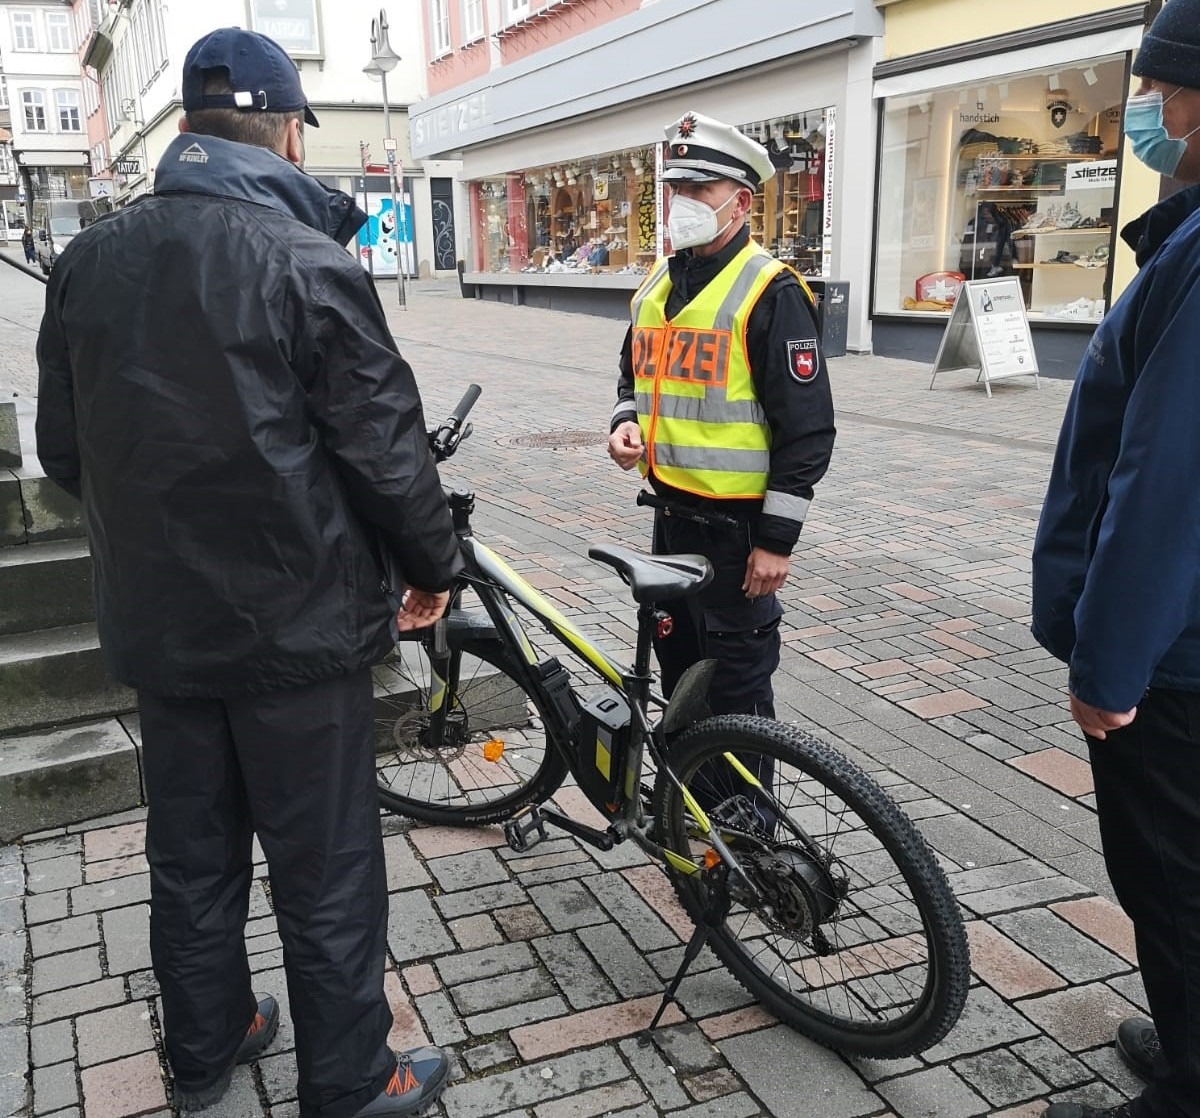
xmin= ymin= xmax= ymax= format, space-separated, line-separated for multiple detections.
xmin=504 ymin=807 xmax=547 ymax=854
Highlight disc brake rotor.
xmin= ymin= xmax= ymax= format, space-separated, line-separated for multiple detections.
xmin=380 ymin=706 xmax=469 ymax=763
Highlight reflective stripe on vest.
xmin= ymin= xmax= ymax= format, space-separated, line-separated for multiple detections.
xmin=630 ymin=242 xmax=788 ymax=500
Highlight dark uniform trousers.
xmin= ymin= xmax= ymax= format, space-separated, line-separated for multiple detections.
xmin=139 ymin=669 xmax=395 ymax=1118
xmin=1088 ymin=687 xmax=1200 ymax=1118
xmin=652 ymin=510 xmax=782 ymax=717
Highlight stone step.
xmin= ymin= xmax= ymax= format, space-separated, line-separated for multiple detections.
xmin=0 ymin=716 xmax=141 ymax=842
xmin=0 ymin=538 xmax=93 ymax=635
xmin=0 ymin=623 xmax=135 ymax=736
xmin=1 ymin=396 xmax=86 ymax=546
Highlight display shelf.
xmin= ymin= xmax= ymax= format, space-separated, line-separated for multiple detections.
xmin=1014 ymin=262 xmax=1107 ymax=270
xmin=1013 ymin=227 xmax=1112 ymax=237
xmin=976 ymin=186 xmax=1063 ymax=193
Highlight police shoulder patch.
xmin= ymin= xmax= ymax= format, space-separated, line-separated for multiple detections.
xmin=786 ymin=339 xmax=820 ymax=383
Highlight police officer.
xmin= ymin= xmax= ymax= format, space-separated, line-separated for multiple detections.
xmin=607 ymin=111 xmax=836 ymax=720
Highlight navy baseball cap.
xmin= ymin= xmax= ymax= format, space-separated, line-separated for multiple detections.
xmin=182 ymin=28 xmax=319 ymax=127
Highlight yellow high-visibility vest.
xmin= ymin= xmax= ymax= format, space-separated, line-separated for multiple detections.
xmin=630 ymin=241 xmax=807 ymax=500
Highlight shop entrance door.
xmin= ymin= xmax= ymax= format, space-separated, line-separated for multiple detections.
xmin=430 ymin=178 xmax=457 ymax=272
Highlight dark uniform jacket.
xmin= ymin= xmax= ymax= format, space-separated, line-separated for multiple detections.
xmin=1032 ymin=184 xmax=1200 ymax=712
xmin=613 ymin=226 xmax=836 ymax=555
xmin=36 ymin=133 xmax=459 ymax=697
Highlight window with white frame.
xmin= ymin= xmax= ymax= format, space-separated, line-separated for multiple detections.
xmin=147 ymin=0 xmax=168 ymax=71
xmin=102 ymin=69 xmax=119 ymax=134
xmin=430 ymin=0 xmax=450 ymax=55
xmin=0 ymin=76 xmax=8 ymax=110
xmin=462 ymin=0 xmax=484 ymax=41
xmin=10 ymin=12 xmax=36 ymax=51
xmin=504 ymin=0 xmax=530 ymax=24
xmin=46 ymin=11 xmax=73 ymax=53
xmin=21 ymin=89 xmax=46 ymax=132
xmin=92 ymin=0 xmax=107 ymax=27
xmin=56 ymin=89 xmax=81 ymax=132
xmin=91 ymin=141 xmax=106 ymax=174
xmin=0 ymin=144 xmax=14 ymax=182
xmin=83 ymin=71 xmax=99 ymax=118
xmin=130 ymin=5 xmax=149 ymax=90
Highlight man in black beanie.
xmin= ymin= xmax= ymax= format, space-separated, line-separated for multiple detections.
xmin=1033 ymin=2 xmax=1200 ymax=1116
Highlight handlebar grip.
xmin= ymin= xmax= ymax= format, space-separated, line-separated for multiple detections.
xmin=450 ymin=384 xmax=482 ymax=427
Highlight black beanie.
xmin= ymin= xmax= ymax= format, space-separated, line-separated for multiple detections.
xmin=1133 ymin=0 xmax=1200 ymax=88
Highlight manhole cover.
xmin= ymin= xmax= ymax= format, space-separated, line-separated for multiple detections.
xmin=506 ymin=430 xmax=605 ymax=450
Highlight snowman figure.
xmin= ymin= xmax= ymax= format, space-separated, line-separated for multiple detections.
xmin=376 ymin=204 xmax=399 ymax=272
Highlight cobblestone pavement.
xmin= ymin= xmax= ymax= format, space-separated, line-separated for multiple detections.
xmin=3 ymin=276 xmax=1148 ymax=1118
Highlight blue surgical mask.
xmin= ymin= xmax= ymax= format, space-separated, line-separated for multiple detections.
xmin=1124 ymin=89 xmax=1200 ymax=177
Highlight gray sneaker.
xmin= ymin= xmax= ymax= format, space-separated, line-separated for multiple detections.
xmin=353 ymin=1048 xmax=451 ymax=1118
xmin=1115 ymin=1015 xmax=1160 ymax=1082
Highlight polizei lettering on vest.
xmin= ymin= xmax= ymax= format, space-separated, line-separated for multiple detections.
xmin=664 ymin=329 xmax=731 ymax=385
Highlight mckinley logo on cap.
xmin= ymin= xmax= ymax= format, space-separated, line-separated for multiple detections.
xmin=179 ymin=142 xmax=210 ymax=164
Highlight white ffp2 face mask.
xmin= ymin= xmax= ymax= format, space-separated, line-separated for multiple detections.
xmin=667 ymin=192 xmax=737 ymax=250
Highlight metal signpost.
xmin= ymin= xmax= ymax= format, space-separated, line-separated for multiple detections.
xmin=365 ymin=10 xmax=406 ymax=308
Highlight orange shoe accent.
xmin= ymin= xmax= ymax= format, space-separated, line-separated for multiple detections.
xmin=384 ymin=1065 xmax=419 ymax=1096
xmin=246 ymin=1013 xmax=266 ymax=1037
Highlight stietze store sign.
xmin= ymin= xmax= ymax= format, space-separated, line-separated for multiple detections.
xmin=1066 ymin=160 xmax=1117 ymax=191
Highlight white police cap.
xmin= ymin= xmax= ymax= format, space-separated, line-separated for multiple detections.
xmin=662 ymin=111 xmax=776 ymax=191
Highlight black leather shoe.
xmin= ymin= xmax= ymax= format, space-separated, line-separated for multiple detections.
xmin=175 ymin=994 xmax=280 ymax=1111
xmin=1041 ymin=1102 xmax=1136 ymax=1117
xmin=353 ymin=1048 xmax=451 ymax=1118
xmin=1116 ymin=1016 xmax=1160 ymax=1082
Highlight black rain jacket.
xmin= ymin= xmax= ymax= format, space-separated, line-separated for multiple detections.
xmin=36 ymin=133 xmax=459 ymax=697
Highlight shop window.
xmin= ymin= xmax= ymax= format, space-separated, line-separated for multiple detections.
xmin=875 ymin=55 xmax=1126 ymax=324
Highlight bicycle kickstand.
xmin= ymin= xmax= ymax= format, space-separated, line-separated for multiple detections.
xmin=647 ymin=868 xmax=732 ymax=1030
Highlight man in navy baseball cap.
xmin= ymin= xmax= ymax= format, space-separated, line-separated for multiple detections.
xmin=182 ymin=27 xmax=319 ymax=127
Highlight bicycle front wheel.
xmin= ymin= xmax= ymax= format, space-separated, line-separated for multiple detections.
xmin=375 ymin=639 xmax=568 ymax=826
xmin=653 ymin=715 xmax=969 ymax=1058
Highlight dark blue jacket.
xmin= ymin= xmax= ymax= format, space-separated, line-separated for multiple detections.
xmin=1032 ymin=184 xmax=1200 ymax=711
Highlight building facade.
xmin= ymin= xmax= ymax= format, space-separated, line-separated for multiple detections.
xmin=410 ymin=0 xmax=884 ymax=350
xmin=869 ymin=0 xmax=1153 ymax=372
xmin=79 ymin=0 xmax=459 ymax=278
xmin=0 ymin=0 xmax=90 ymax=207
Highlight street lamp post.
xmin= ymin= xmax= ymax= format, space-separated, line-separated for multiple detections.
xmin=364 ymin=10 xmax=405 ymax=308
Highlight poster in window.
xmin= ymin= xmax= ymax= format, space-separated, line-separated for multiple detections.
xmin=247 ymin=0 xmax=322 ymax=56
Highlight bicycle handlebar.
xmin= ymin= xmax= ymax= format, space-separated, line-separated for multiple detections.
xmin=635 ymin=490 xmax=741 ymax=530
xmin=429 ymin=384 xmax=482 ymax=463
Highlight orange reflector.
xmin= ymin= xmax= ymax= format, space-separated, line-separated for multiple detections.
xmin=703 ymin=849 xmax=721 ymax=870
xmin=482 ymin=739 xmax=505 ymax=763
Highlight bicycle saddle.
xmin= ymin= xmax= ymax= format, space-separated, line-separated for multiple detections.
xmin=588 ymin=545 xmax=713 ymax=604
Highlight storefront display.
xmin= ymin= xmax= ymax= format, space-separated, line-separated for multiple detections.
xmin=875 ymin=54 xmax=1126 ymax=324
xmin=467 ymin=108 xmax=836 ymax=280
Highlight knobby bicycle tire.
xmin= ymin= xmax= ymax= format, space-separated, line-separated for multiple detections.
xmin=653 ymin=715 xmax=970 ymax=1057
xmin=375 ymin=638 xmax=568 ymax=826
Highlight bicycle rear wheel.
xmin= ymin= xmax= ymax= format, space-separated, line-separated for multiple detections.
xmin=375 ymin=639 xmax=568 ymax=826
xmin=653 ymin=715 xmax=969 ymax=1058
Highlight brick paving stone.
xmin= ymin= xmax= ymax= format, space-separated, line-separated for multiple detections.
xmin=382 ymin=971 xmax=429 ymax=1052
xmin=1018 ymin=983 xmax=1142 ymax=1052
xmin=533 ymin=1079 xmax=648 ymax=1118
xmin=83 ymin=824 xmax=145 ymax=864
xmin=954 ymin=1050 xmax=1047 ymax=1108
xmin=406 ymin=825 xmax=506 ymax=860
xmin=958 ymin=875 xmax=1090 ymax=916
xmin=916 ymin=814 xmax=1023 ymax=868
xmin=1050 ymin=896 xmax=1137 ymax=964
xmin=0 ymin=896 xmax=20 ymax=938
xmin=583 ymin=874 xmax=679 ymax=951
xmin=258 ymin=1051 xmax=298 ymax=1104
xmin=440 ymin=1048 xmax=628 ymax=1118
xmin=449 ymin=914 xmax=504 ymax=950
xmin=1009 ymin=748 xmax=1094 ymax=798
xmin=574 ymin=923 xmax=662 ymax=998
xmin=652 ymin=1023 xmax=723 ymax=1074
xmin=70 ymin=874 xmax=150 ymax=915
xmin=994 ymin=908 xmax=1129 ymax=985
xmin=877 ymin=1066 xmax=988 ymax=1118
xmin=25 ymin=890 xmax=69 ymax=926
xmin=401 ymin=963 xmax=439 ymax=997
xmin=412 ymin=991 xmax=466 ymax=1045
xmin=1049 ymin=1081 xmax=1128 ymax=1110
xmin=620 ymin=865 xmax=694 ymax=943
xmin=1080 ymin=1046 xmax=1142 ymax=1100
xmin=382 ymin=834 xmax=431 ymax=891
xmin=922 ymin=986 xmax=1041 ymax=1062
xmin=1011 ymin=1036 xmax=1092 ymax=1090
xmin=85 ymin=855 xmax=149 ymax=885
xmin=76 ymin=1003 xmax=155 ymax=1067
xmin=199 ymin=1065 xmax=263 ymax=1118
xmin=22 ymin=837 xmax=80 ymax=864
xmin=386 ymin=890 xmax=455 ymax=963
xmin=100 ymin=905 xmax=151 ymax=975
xmin=31 ymin=946 xmax=103 ymax=995
xmin=722 ymin=1026 xmax=880 ymax=1118
xmin=618 ymin=1034 xmax=691 ymax=1111
xmin=428 ymin=848 xmax=509 ymax=894
xmin=1106 ymin=972 xmax=1149 ymax=1013
xmin=695 ymin=1005 xmax=777 ymax=1041
xmin=434 ymin=881 xmax=527 ymax=920
xmin=510 ymin=995 xmax=684 ymax=1061
xmin=965 ymin=921 xmax=1066 ymax=999
xmin=32 ymin=977 xmax=127 ymax=1025
xmin=494 ymin=903 xmax=552 ymax=941
xmin=80 ymin=1051 xmax=166 ymax=1118
xmin=32 ymin=1062 xmax=77 ymax=1115
xmin=988 ymin=1105 xmax=1046 ymax=1118
xmin=465 ymin=994 xmax=569 ymax=1037
xmin=901 ymin=690 xmax=991 ymax=721
xmin=533 ymin=933 xmax=616 ymax=1011
xmin=462 ymin=1037 xmax=517 ymax=1073
xmin=25 ymin=856 xmax=81 ymax=895
xmin=30 ymin=1020 xmax=73 ymax=1068
xmin=435 ymin=941 xmax=534 ymax=987
xmin=450 ymin=966 xmax=557 ymax=1016
xmin=29 ymin=916 xmax=97 ymax=960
